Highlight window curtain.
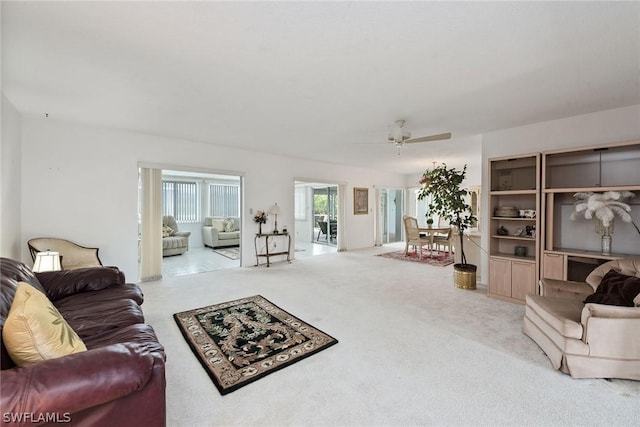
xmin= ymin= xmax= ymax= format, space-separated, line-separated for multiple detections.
xmin=294 ymin=186 xmax=307 ymax=221
xmin=337 ymin=184 xmax=346 ymax=252
xmin=140 ymin=167 xmax=163 ymax=282
xmin=374 ymin=187 xmax=383 ymax=246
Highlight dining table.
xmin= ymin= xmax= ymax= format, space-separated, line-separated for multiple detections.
xmin=417 ymin=226 xmax=451 ymax=257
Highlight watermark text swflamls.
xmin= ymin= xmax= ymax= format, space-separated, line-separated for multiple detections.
xmin=3 ymin=412 xmax=71 ymax=424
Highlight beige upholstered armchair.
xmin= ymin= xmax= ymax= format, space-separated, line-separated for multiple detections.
xmin=523 ymin=258 xmax=640 ymax=380
xmin=28 ymin=237 xmax=102 ymax=270
xmin=162 ymin=215 xmax=191 ymax=256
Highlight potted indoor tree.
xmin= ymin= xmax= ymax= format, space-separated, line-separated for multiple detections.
xmin=418 ymin=163 xmax=477 ymax=289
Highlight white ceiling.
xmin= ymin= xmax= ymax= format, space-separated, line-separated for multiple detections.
xmin=3 ymin=1 xmax=639 ymax=174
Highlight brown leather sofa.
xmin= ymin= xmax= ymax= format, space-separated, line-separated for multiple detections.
xmin=0 ymin=257 xmax=166 ymax=427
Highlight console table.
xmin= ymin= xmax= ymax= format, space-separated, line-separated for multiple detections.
xmin=254 ymin=232 xmax=291 ymax=267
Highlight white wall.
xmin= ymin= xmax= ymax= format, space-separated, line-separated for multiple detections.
xmin=480 ymin=104 xmax=640 ymax=283
xmin=403 ymin=134 xmax=483 ymax=190
xmin=18 ymin=106 xmax=639 ymax=281
xmin=20 ymin=117 xmax=404 ymax=280
xmin=1 ymin=95 xmax=22 ymax=259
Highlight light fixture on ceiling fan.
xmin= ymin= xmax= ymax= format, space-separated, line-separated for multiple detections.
xmin=388 ymin=120 xmax=452 ymax=155
xmin=419 ymin=161 xmax=438 ymax=187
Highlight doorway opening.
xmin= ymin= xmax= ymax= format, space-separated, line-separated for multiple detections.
xmin=138 ymin=167 xmax=242 ymax=281
xmin=313 ymin=186 xmax=338 ymax=246
xmin=379 ymin=188 xmax=404 ymax=244
xmin=294 ymin=181 xmax=339 ymax=258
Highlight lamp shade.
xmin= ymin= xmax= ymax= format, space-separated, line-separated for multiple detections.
xmin=268 ymin=203 xmax=281 ymax=215
xmin=33 ymin=251 xmax=62 ymax=273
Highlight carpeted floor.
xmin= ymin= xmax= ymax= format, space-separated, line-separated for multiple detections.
xmin=377 ymin=248 xmax=455 ymax=266
xmin=141 ymin=243 xmax=639 ymax=426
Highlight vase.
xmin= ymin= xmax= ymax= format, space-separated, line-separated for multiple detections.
xmin=601 ymin=227 xmax=612 ymax=255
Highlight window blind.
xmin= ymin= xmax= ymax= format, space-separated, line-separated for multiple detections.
xmin=162 ymin=181 xmax=198 ymax=222
xmin=209 ymin=184 xmax=239 ymax=217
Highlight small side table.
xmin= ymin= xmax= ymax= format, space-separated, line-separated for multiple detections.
xmin=254 ymin=232 xmax=292 ymax=267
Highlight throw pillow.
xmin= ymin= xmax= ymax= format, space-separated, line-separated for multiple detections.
xmin=584 ymin=269 xmax=640 ymax=307
xmin=223 ymin=218 xmax=235 ymax=232
xmin=212 ymin=219 xmax=226 ymax=232
xmin=162 ymin=225 xmax=174 ymax=237
xmin=2 ymin=282 xmax=87 ymax=366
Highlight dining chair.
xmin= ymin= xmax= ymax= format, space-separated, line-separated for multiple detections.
xmin=432 ymin=226 xmax=456 ymax=256
xmin=402 ymin=215 xmax=431 ymax=259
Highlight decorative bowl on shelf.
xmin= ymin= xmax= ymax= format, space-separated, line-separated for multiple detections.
xmin=494 ymin=206 xmax=519 ymax=217
xmin=514 ymin=246 xmax=527 ymax=257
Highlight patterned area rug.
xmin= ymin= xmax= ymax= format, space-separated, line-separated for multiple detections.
xmin=174 ymin=295 xmax=338 ymax=395
xmin=213 ymin=246 xmax=240 ymax=260
xmin=378 ymin=249 xmax=455 ymax=266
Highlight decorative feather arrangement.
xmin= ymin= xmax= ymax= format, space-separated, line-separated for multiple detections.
xmin=569 ymin=191 xmax=635 ymax=228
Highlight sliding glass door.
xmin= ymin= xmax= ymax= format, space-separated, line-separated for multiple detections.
xmin=380 ymin=188 xmax=403 ymax=244
xmin=294 ymin=180 xmax=344 ymax=257
xmin=313 ymin=186 xmax=338 ymax=245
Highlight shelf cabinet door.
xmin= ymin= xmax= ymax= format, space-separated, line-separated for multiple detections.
xmin=489 ymin=257 xmax=512 ymax=298
xmin=511 ymin=261 xmax=536 ymax=301
xmin=542 ymin=252 xmax=565 ymax=280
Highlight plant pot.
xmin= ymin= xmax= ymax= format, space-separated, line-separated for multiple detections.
xmin=453 ymin=263 xmax=477 ymax=290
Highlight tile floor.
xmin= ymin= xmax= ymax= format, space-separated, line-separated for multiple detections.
xmin=293 ymin=239 xmax=337 ymax=258
xmin=162 ymin=246 xmax=239 ymax=278
xmin=161 ymin=240 xmax=337 ymax=278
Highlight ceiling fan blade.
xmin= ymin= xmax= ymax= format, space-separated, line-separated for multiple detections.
xmin=404 ymin=132 xmax=452 ymax=144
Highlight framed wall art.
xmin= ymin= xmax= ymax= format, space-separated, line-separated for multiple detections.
xmin=353 ymin=187 xmax=368 ymax=215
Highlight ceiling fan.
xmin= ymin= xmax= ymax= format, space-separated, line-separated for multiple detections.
xmin=387 ymin=120 xmax=451 ymax=155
